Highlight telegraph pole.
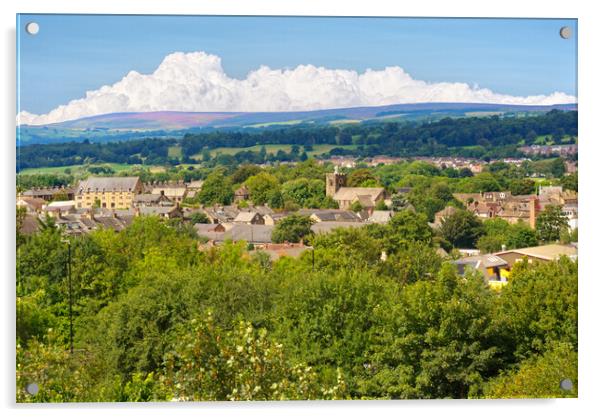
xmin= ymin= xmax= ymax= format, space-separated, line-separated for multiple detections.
xmin=62 ymin=239 xmax=74 ymax=354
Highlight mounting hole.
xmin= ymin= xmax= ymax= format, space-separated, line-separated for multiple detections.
xmin=559 ymin=378 xmax=573 ymax=391
xmin=25 ymin=22 xmax=39 ymax=35
xmin=559 ymin=26 xmax=571 ymax=40
xmin=25 ymin=382 xmax=39 ymax=396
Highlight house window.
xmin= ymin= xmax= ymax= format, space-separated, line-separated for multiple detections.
xmin=102 ymin=203 xmax=106 ymax=208
xmin=111 ymin=202 xmax=115 ymax=208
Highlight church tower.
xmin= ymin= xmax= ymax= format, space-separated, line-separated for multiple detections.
xmin=326 ymin=166 xmax=346 ymax=197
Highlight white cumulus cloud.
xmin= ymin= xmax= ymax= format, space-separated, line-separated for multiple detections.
xmin=17 ymin=51 xmax=577 ymax=126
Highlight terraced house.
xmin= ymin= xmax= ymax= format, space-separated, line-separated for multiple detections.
xmin=75 ymin=177 xmax=143 ymax=209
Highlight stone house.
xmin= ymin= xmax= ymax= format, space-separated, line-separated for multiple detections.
xmin=76 ymin=177 xmax=143 ymax=209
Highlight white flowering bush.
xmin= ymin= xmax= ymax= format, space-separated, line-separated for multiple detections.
xmin=162 ymin=312 xmax=347 ymax=400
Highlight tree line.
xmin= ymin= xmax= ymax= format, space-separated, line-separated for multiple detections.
xmin=17 ymin=110 xmax=577 ymax=170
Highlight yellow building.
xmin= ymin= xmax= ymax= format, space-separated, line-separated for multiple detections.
xmin=75 ymin=177 xmax=143 ymax=209
xmin=453 ymin=254 xmax=510 ymax=287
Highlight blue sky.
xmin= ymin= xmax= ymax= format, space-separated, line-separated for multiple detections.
xmin=17 ymin=15 xmax=577 ymax=115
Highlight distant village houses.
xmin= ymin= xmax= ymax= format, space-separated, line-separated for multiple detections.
xmin=75 ymin=177 xmax=143 ymax=209
xmin=21 ymin=186 xmax=75 ymax=201
xmin=150 ymin=184 xmax=187 ymax=204
xmin=518 ymin=144 xmax=577 ymax=157
xmin=452 ymin=186 xmax=577 ymax=230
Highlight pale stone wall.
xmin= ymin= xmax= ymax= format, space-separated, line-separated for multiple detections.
xmin=76 ymin=191 xmax=136 ymax=209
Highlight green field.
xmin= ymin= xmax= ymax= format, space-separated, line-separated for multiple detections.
xmin=532 ymin=135 xmax=576 ymax=146
xmin=18 ymin=162 xmax=207 ymax=176
xmin=329 ymin=119 xmax=361 ymax=125
xmin=19 ymin=163 xmax=136 ymax=176
xmin=465 ymin=111 xmax=504 ymax=117
xmin=194 ymin=144 xmax=357 ymax=159
xmin=247 ymin=120 xmax=305 ymax=128
xmin=168 ymin=145 xmax=183 ymax=158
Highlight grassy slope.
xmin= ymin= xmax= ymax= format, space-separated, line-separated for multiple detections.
xmin=19 ymin=163 xmax=145 ymax=176
xmin=193 ymin=144 xmax=357 ymax=159
xmin=167 ymin=145 xmax=183 ymax=158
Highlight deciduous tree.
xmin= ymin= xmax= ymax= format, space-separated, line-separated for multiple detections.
xmin=271 ymin=214 xmax=313 ymax=243
xmin=536 ymin=205 xmax=569 ymax=242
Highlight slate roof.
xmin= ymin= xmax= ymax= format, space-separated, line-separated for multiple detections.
xmin=299 ymin=209 xmax=361 ymax=222
xmin=194 ymin=223 xmax=224 ymax=234
xmin=134 ymin=194 xmax=167 ymax=203
xmin=455 ymin=254 xmax=508 ymax=269
xmin=251 ymin=205 xmax=275 ymax=216
xmin=196 ymin=230 xmax=226 ymax=241
xmin=119 ymin=215 xmax=136 ymax=227
xmin=368 ymin=210 xmax=394 ymax=223
xmin=17 ymin=197 xmax=46 ymax=211
xmin=265 ymin=212 xmax=290 ymax=223
xmin=139 ymin=206 xmax=180 ymax=216
xmin=22 ymin=187 xmax=75 ymax=198
xmin=94 ymin=216 xmax=128 ymax=231
xmin=495 ymin=244 xmax=577 ymax=261
xmin=196 ymin=223 xmax=274 ymax=243
xmin=21 ymin=209 xmax=134 ymax=236
xmin=203 ymin=206 xmax=240 ymax=223
xmin=78 ymin=217 xmax=98 ymax=230
xmin=453 ymin=255 xmax=509 ymax=280
xmin=357 ymin=195 xmax=376 ymax=208
xmin=234 ymin=212 xmax=261 ymax=223
xmin=151 ymin=187 xmax=187 ymax=198
xmin=332 ymin=187 xmax=385 ymax=202
xmin=225 ymin=224 xmax=274 ymax=243
xmin=78 ymin=177 xmax=140 ymax=193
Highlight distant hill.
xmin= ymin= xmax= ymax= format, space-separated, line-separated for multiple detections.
xmin=17 ymin=102 xmax=577 ymax=145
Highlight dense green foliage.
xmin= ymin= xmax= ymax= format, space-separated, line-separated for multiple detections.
xmin=536 ymin=205 xmax=570 ymax=243
xmin=271 ymin=214 xmax=314 ymax=243
xmin=440 ymin=210 xmax=485 ymax=249
xmin=481 ymin=342 xmax=577 ymax=398
xmin=18 ymin=138 xmax=178 ymax=171
xmin=16 ymin=210 xmax=577 ymax=401
xmin=561 ymin=172 xmax=578 ymax=192
xmin=244 ymin=173 xmax=281 ymax=206
xmin=476 ymin=218 xmax=538 ymax=253
xmin=197 ymin=168 xmax=234 ymax=206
